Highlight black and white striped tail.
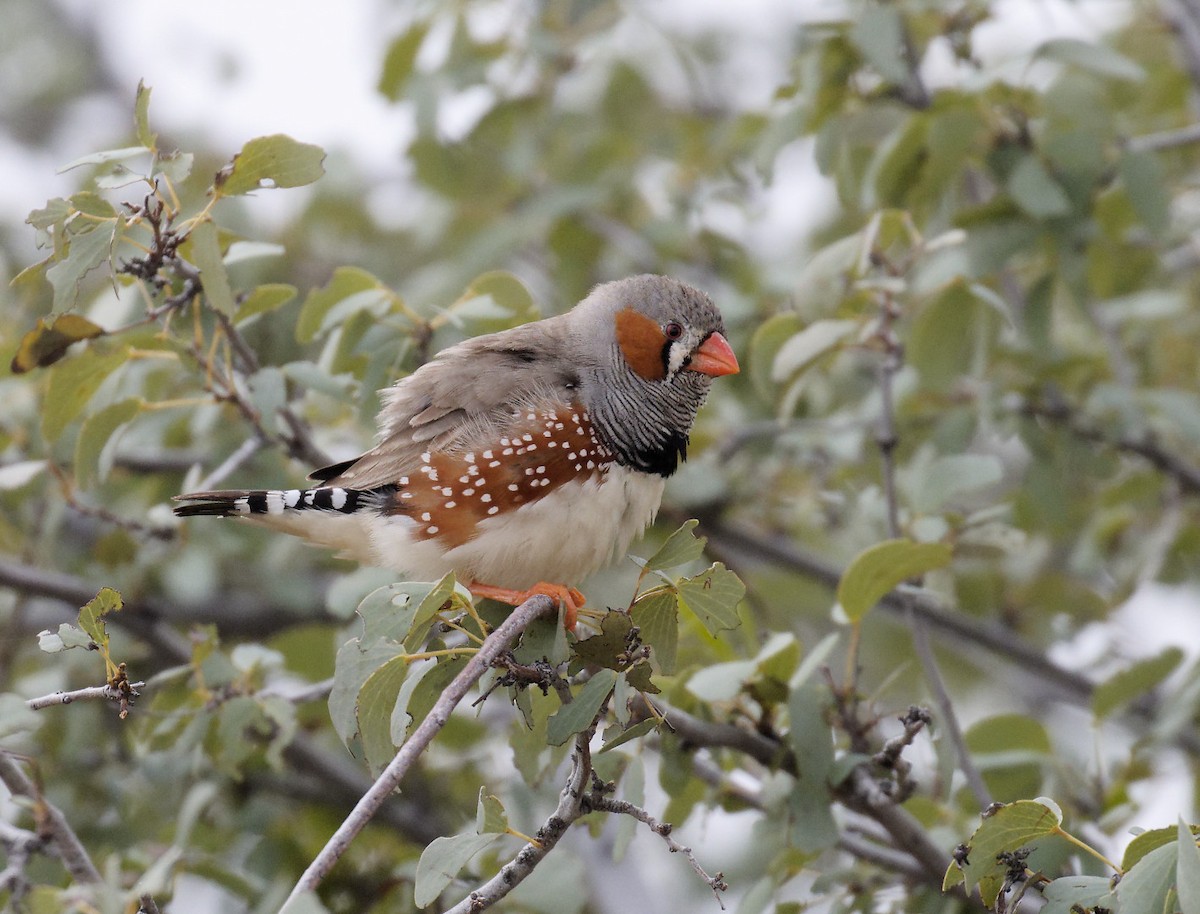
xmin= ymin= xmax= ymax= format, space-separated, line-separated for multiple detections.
xmin=173 ymin=486 xmax=388 ymax=518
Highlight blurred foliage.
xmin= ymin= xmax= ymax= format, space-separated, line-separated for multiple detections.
xmin=6 ymin=1 xmax=1200 ymax=913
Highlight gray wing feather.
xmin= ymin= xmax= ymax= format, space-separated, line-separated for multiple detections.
xmin=318 ymin=315 xmax=578 ymax=490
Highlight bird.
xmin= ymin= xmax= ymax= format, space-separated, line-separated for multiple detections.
xmin=174 ymin=274 xmax=739 ymax=629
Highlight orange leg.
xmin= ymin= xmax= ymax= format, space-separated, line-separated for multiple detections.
xmin=468 ymin=581 xmax=584 ymax=630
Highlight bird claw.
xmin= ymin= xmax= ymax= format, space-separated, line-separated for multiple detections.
xmin=469 ymin=581 xmax=584 ymax=630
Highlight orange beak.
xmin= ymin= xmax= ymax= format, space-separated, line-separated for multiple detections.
xmin=688 ymin=332 xmax=740 ymax=377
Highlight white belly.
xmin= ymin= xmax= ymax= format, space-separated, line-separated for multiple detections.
xmin=365 ymin=464 xmax=665 ymax=588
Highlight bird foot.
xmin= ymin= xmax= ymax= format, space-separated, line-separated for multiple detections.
xmin=468 ymin=581 xmax=584 ymax=630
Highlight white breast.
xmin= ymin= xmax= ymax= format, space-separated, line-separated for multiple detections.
xmin=363 ymin=465 xmax=666 ymax=589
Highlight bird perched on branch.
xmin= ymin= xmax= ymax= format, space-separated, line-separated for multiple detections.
xmin=175 ymin=274 xmax=739 ymax=628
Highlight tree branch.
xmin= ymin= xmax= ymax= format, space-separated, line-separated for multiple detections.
xmin=26 ymin=681 xmax=143 ymax=713
xmin=282 ymin=593 xmax=557 ymax=908
xmin=587 ymin=795 xmax=728 ymax=907
xmin=444 ymin=727 xmax=594 ymax=914
xmin=0 ymin=752 xmax=102 ymax=885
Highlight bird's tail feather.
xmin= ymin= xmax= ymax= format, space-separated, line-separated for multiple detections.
xmin=173 ymin=486 xmax=393 ymax=518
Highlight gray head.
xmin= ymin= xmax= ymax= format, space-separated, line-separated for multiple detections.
xmin=568 ymin=275 xmax=738 ymax=477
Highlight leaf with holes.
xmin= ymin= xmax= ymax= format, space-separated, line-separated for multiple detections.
xmin=676 ymin=563 xmax=744 ymax=636
xmin=952 ymin=799 xmax=1061 ymax=906
xmin=214 ymin=134 xmax=325 ymax=196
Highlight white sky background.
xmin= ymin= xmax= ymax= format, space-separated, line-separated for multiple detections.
xmin=7 ymin=0 xmax=1200 ymax=909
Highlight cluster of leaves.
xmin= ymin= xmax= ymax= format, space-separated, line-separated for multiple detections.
xmin=6 ymin=1 xmax=1200 ymax=913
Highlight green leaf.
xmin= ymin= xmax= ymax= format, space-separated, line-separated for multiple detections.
xmin=391 ymin=654 xmax=469 ymax=743
xmin=599 ymin=718 xmax=657 ymax=753
xmin=747 ymin=311 xmax=804 ymax=400
xmin=296 ymin=266 xmax=389 ymax=343
xmin=0 ymin=461 xmax=46 ymax=491
xmin=414 ymin=832 xmax=502 ymax=908
xmin=188 ymin=220 xmax=236 ymax=314
xmin=10 ymin=314 xmax=106 ymax=374
xmin=46 ymin=222 xmax=120 ymax=311
xmin=356 ymin=654 xmax=412 ymax=775
xmin=42 ymin=344 xmax=127 ymax=442
xmin=1117 ymin=842 xmax=1178 ymax=914
xmin=38 ymin=623 xmax=95 ymax=653
xmin=850 ymin=5 xmax=909 ymax=84
xmin=402 ymin=573 xmax=464 ymax=652
xmin=676 ymin=563 xmax=744 ymax=636
xmin=1120 ymin=150 xmax=1170 ymax=237
xmin=134 ymin=80 xmax=156 ymax=148
xmin=1035 ymin=37 xmax=1145 ymax=82
xmin=546 ymin=668 xmax=618 ymax=746
xmin=476 ymin=789 xmax=508 ymax=834
xmin=958 ymin=800 xmax=1062 ymax=906
xmin=1007 ymin=156 xmax=1071 ymax=220
xmin=1178 ymin=819 xmax=1200 ymax=914
xmin=448 ymin=271 xmax=539 ymax=334
xmin=771 ymin=319 xmax=859 ymax=383
xmin=685 ymin=660 xmax=756 ymax=702
xmin=329 ymin=639 xmax=404 ymax=749
xmin=837 ymin=539 xmax=952 ymax=622
xmin=642 ymin=520 xmax=705 ymax=572
xmin=787 ymin=682 xmax=838 ymax=852
xmin=378 ymin=23 xmax=430 ymax=100
xmin=909 ymin=454 xmax=1003 ymax=513
xmin=1126 ymin=826 xmax=1184 ymax=871
xmin=78 ymin=587 xmax=121 ymax=646
xmin=58 ymin=146 xmax=150 ymax=172
xmin=1041 ymin=876 xmax=1114 ymax=914
xmin=234 ymin=283 xmax=297 ymax=324
xmin=630 ymin=590 xmax=678 ymax=675
xmin=75 ymin=397 xmax=141 ymax=488
xmin=0 ymin=693 xmax=43 ymax=739
xmin=572 ymin=611 xmax=636 ymax=670
xmin=280 ymin=891 xmax=330 ymax=914
xmin=215 ymin=134 xmax=326 ymax=196
xmin=1092 ymin=647 xmax=1184 ymax=720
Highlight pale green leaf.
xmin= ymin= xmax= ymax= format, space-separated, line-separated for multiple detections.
xmin=378 ymin=23 xmax=430 ymax=100
xmin=771 ymin=319 xmax=859 ymax=383
xmin=747 ymin=311 xmax=804 ymax=400
xmin=1041 ymin=876 xmax=1114 ymax=914
xmin=296 ymin=266 xmax=388 ymax=343
xmin=0 ymin=460 xmax=47 ymax=491
xmin=75 ymin=398 xmax=141 ymax=489
xmin=909 ymin=454 xmax=1003 ymax=513
xmin=676 ymin=563 xmax=744 ymax=636
xmin=78 ymin=587 xmax=121 ymax=647
xmin=1092 ymin=647 xmax=1184 ymax=720
xmin=546 ymin=668 xmax=618 ymax=746
xmin=134 ymin=80 xmax=156 ymax=148
xmin=1036 ymin=37 xmax=1145 ymax=82
xmin=189 ymin=220 xmax=235 ymax=314
xmin=629 ymin=590 xmax=678 ymax=675
xmin=1008 ymin=156 xmax=1071 ymax=220
xmin=41 ymin=344 xmax=127 ymax=442
xmin=0 ymin=694 xmax=43 ymax=739
xmin=414 ymin=832 xmax=502 ymax=908
xmin=46 ymin=223 xmax=119 ymax=311
xmin=1118 ymin=842 xmax=1178 ymax=914
xmin=1178 ymin=819 xmax=1200 ymax=914
xmin=850 ymin=6 xmax=909 ymax=84
xmin=356 ymin=655 xmax=412 ymax=775
xmin=58 ymin=146 xmax=150 ymax=172
xmin=959 ymin=800 xmax=1062 ymax=906
xmin=234 ymin=283 xmax=297 ymax=324
xmin=641 ymin=520 xmax=705 ymax=572
xmin=476 ymin=789 xmax=508 ymax=834
xmin=215 ymin=134 xmax=326 ymax=196
xmin=837 ymin=539 xmax=952 ymax=622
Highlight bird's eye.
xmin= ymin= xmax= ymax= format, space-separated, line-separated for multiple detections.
xmin=664 ymin=321 xmax=684 ymax=341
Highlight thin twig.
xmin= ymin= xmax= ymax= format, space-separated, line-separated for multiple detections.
xmin=444 ymin=727 xmax=595 ymax=914
xmin=587 ymin=796 xmax=728 ymax=908
xmin=1127 ymin=122 xmax=1200 ymax=152
xmin=0 ymin=820 xmax=44 ymax=901
xmin=0 ymin=753 xmax=102 ymax=885
xmin=26 ymin=682 xmax=144 ymax=712
xmin=195 ymin=436 xmax=263 ymax=491
xmin=282 ymin=594 xmax=557 ymax=908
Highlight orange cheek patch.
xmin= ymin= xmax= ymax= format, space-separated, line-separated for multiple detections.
xmin=383 ymin=406 xmax=615 ymax=548
xmin=615 ymin=308 xmax=667 ymax=381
